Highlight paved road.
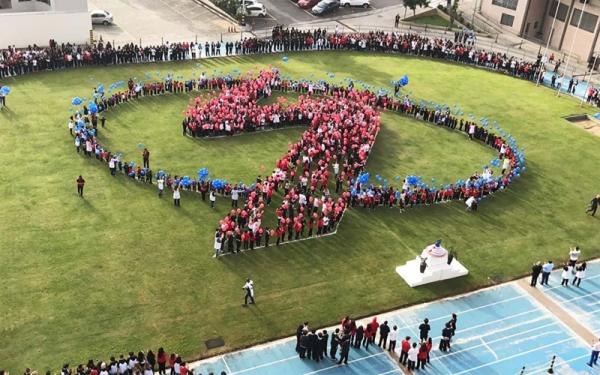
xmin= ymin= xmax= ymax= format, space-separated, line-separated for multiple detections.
xmin=248 ymin=0 xmax=403 ymax=30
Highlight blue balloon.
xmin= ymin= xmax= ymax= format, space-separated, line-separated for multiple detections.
xmin=0 ymin=86 xmax=11 ymax=95
xmin=71 ymin=97 xmax=83 ymax=106
xmin=97 ymin=84 xmax=104 ymax=94
xmin=137 ymin=143 xmax=144 ymax=149
xmin=282 ymin=56 xmax=289 ymax=62
xmin=89 ymin=101 xmax=98 ymax=114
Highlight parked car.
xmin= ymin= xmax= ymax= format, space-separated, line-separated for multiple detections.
xmin=90 ymin=10 xmax=113 ymax=25
xmin=244 ymin=3 xmax=267 ymax=16
xmin=298 ymin=0 xmax=320 ymax=9
xmin=340 ymin=0 xmax=370 ymax=7
xmin=311 ymin=0 xmax=339 ymax=15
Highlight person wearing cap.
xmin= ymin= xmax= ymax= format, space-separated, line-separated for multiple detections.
xmin=531 ymin=261 xmax=542 ymax=287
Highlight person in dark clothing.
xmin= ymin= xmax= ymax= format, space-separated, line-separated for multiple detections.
xmin=378 ymin=321 xmax=390 ymax=349
xmin=143 ymin=148 xmax=150 ymax=168
xmin=418 ymin=318 xmax=431 ymax=341
xmin=338 ymin=335 xmax=350 ymax=365
xmin=531 ymin=261 xmax=542 ymax=287
xmin=308 ymin=330 xmax=318 ymax=361
xmin=354 ymin=326 xmax=364 ymax=348
xmin=587 ymin=194 xmax=600 ymax=216
xmin=100 ymin=115 xmax=106 ymax=128
xmin=448 ymin=313 xmax=457 ymax=348
xmin=321 ymin=330 xmax=329 ymax=359
xmin=439 ymin=323 xmax=452 ymax=352
xmin=76 ymin=175 xmax=85 ymax=197
xmin=330 ymin=328 xmax=340 ymax=359
xmin=299 ymin=330 xmax=309 ymax=359
xmin=296 ymin=324 xmax=304 ymax=353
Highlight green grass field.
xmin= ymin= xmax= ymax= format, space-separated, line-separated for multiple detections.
xmin=1 ymin=51 xmax=599 ymax=372
xmin=409 ymin=14 xmax=451 ymax=28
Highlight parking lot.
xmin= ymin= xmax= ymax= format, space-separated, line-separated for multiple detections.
xmin=88 ymin=0 xmax=406 ymax=46
xmin=249 ymin=0 xmax=400 ymax=30
xmin=88 ymin=0 xmax=240 ymax=45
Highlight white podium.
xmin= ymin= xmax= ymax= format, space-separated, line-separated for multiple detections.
xmin=396 ymin=243 xmax=469 ymax=287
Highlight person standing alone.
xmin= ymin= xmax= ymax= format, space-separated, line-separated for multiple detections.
xmin=76 ymin=175 xmax=86 ymax=197
xmin=243 ymin=278 xmax=255 ymax=306
xmin=586 ymin=194 xmax=599 ymax=216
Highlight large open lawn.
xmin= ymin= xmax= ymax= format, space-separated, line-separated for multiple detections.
xmin=1 ymin=52 xmax=599 ymax=372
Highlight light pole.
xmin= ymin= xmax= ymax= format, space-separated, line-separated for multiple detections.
xmin=558 ymin=0 xmax=587 ymax=97
xmin=580 ymin=52 xmax=599 ymax=107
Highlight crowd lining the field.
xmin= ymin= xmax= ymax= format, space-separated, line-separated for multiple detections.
xmin=0 ymin=27 xmax=591 ymax=97
xmin=69 ymin=69 xmax=523 ymax=254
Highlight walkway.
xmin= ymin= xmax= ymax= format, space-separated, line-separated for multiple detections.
xmin=189 ymin=261 xmax=600 ymax=374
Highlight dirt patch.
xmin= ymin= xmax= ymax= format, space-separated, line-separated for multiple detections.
xmin=564 ymin=114 xmax=600 ymax=136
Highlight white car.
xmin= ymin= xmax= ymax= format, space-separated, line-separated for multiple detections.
xmin=90 ymin=10 xmax=113 ymax=25
xmin=244 ymin=3 xmax=267 ymax=16
xmin=340 ymin=0 xmax=370 ymax=7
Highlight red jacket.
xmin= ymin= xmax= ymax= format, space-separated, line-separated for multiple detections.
xmin=401 ymin=340 xmax=411 ymax=353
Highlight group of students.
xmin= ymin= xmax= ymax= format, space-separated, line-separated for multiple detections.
xmin=295 ymin=314 xmax=457 ymax=370
xmin=66 ymin=65 xmax=521 ymax=253
xmin=197 ymin=70 xmax=521 ymax=254
xmin=4 ymin=349 xmax=229 ymax=375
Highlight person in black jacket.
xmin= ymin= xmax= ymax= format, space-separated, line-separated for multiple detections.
xmin=308 ymin=330 xmax=318 ymax=361
xmin=330 ymin=328 xmax=340 ymax=360
xmin=586 ymin=194 xmax=599 ymax=216
xmin=321 ymin=330 xmax=329 ymax=359
xmin=338 ymin=335 xmax=350 ymax=365
xmin=299 ymin=330 xmax=309 ymax=359
xmin=378 ymin=321 xmax=390 ymax=349
xmin=439 ymin=323 xmax=452 ymax=352
xmin=531 ymin=261 xmax=542 ymax=287
xmin=296 ymin=324 xmax=304 ymax=353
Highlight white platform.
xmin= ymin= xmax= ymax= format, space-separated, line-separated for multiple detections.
xmin=396 ymin=257 xmax=469 ymax=287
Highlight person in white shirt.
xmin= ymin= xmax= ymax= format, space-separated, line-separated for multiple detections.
xmin=588 ymin=338 xmax=600 ymax=367
xmin=231 ymin=188 xmax=239 ymax=207
xmin=388 ymin=325 xmax=398 ymax=353
xmin=407 ymin=342 xmax=418 ymax=370
xmin=173 ymin=186 xmax=181 ymax=207
xmin=157 ymin=177 xmax=164 ymax=197
xmin=243 ymin=278 xmax=255 ymax=306
xmin=569 ymin=246 xmax=581 ymax=267
xmin=465 ymin=196 xmax=477 ymax=211
xmin=209 ymin=190 xmax=216 ymax=208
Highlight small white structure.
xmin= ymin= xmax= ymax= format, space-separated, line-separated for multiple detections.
xmin=396 ymin=241 xmax=468 ymax=287
xmin=0 ymin=0 xmax=91 ymax=47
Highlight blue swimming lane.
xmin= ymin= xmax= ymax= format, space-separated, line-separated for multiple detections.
xmin=191 ymin=282 xmax=595 ymax=374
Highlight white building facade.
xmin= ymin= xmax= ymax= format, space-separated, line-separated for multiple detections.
xmin=0 ymin=0 xmax=91 ymax=47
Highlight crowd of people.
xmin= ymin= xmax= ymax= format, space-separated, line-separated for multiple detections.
xmin=295 ymin=314 xmax=457 ymax=370
xmin=3 ymin=26 xmax=596 ymax=102
xmin=67 ymin=67 xmax=523 ymax=254
xmin=0 ymin=350 xmax=229 ymax=375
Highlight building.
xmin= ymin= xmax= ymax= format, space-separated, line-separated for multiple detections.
xmin=0 ymin=0 xmax=91 ymax=47
xmin=480 ymin=0 xmax=599 ymax=62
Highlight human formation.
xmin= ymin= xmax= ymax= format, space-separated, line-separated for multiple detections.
xmin=67 ymin=67 xmax=524 ymax=254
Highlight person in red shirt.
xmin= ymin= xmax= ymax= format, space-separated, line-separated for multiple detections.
xmin=417 ymin=342 xmax=428 ymax=369
xmin=76 ymin=175 xmax=85 ymax=197
xmin=157 ymin=347 xmax=168 ymax=375
xmin=399 ymin=336 xmax=411 ymax=365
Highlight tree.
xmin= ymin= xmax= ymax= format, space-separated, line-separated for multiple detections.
xmin=449 ymin=0 xmax=460 ymax=28
xmin=403 ymin=0 xmax=431 ymax=17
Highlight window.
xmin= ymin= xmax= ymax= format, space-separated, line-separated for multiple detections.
xmin=570 ymin=8 xmax=598 ymax=32
xmin=549 ymin=1 xmax=569 ymax=22
xmin=500 ymin=13 xmax=515 ymax=26
xmin=492 ymin=0 xmax=518 ymax=10
xmin=37 ymin=0 xmax=51 ymax=4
